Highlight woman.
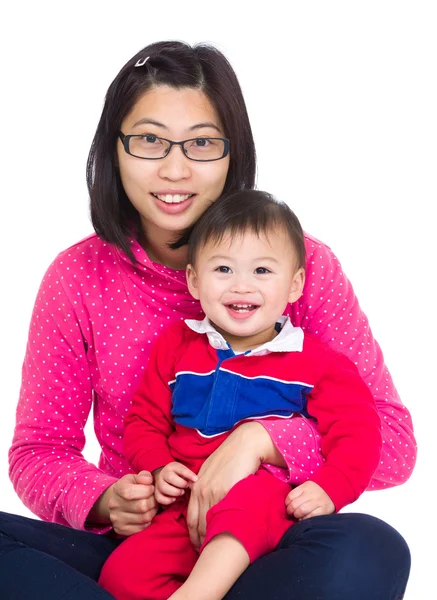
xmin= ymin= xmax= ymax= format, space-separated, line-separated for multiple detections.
xmin=1 ymin=41 xmax=415 ymax=599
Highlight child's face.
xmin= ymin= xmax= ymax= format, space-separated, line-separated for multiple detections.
xmin=186 ymin=228 xmax=304 ymax=352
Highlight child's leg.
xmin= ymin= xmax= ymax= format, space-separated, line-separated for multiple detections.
xmin=169 ymin=470 xmax=292 ymax=600
xmin=98 ymin=502 xmax=197 ymax=600
xmin=169 ymin=532 xmax=249 ymax=600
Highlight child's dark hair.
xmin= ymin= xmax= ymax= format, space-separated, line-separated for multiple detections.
xmin=187 ymin=190 xmax=306 ymax=268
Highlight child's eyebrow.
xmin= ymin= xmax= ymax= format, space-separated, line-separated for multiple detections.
xmin=206 ymin=255 xmax=280 ymax=263
xmin=251 ymin=256 xmax=280 ymax=263
xmin=204 ymin=254 xmax=233 ymax=262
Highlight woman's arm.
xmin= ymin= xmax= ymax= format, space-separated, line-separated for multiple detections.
xmin=9 ymin=258 xmax=117 ymax=530
xmin=187 ymin=421 xmax=277 ymax=548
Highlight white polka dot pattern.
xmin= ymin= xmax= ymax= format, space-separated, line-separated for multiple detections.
xmin=8 ymin=233 xmax=416 ymax=530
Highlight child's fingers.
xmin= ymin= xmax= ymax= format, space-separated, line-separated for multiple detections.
xmin=170 ymin=464 xmax=198 ymax=483
xmin=300 ymin=506 xmax=325 ymax=520
xmin=154 ymin=489 xmax=178 ymax=505
xmin=157 ymin=479 xmax=186 ymax=498
xmin=163 ymin=471 xmax=193 ymax=489
xmin=291 ymin=499 xmax=317 ymax=520
xmin=285 ymin=487 xmax=305 ymax=513
xmin=285 ymin=486 xmax=303 ymax=505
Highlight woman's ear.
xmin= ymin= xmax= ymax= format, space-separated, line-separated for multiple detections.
xmin=288 ymin=267 xmax=305 ymax=304
xmin=186 ymin=264 xmax=200 ymax=299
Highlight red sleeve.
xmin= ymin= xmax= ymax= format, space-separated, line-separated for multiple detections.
xmin=307 ymin=349 xmax=382 ymax=511
xmin=268 ymin=235 xmax=416 ymax=490
xmin=123 ymin=326 xmax=180 ymax=474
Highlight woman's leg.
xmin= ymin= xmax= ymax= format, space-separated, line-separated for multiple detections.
xmin=0 ymin=511 xmax=120 ymax=599
xmin=224 ymin=513 xmax=411 ymax=600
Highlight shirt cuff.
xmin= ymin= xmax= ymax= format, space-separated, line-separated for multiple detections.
xmin=257 ymin=417 xmax=323 ymax=485
xmin=74 ymin=474 xmax=118 ymax=532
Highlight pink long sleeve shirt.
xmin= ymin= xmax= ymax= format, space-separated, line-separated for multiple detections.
xmin=9 ymin=233 xmax=417 ymax=531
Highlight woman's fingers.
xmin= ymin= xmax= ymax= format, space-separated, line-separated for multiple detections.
xmin=187 ymin=494 xmax=201 ymax=549
xmin=185 ymin=424 xmax=265 ymax=547
xmin=113 ymin=473 xmax=155 ymax=502
xmin=135 ymin=470 xmax=154 ymax=485
xmin=196 ymin=494 xmax=209 ymax=546
xmin=108 ymin=473 xmax=158 ymax=535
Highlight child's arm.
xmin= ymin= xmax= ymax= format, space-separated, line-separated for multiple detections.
xmin=289 ymin=349 xmax=383 ymax=515
xmin=124 ymin=325 xmax=183 ymax=475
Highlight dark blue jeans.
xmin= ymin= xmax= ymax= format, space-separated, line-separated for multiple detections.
xmin=0 ymin=510 xmax=410 ymax=599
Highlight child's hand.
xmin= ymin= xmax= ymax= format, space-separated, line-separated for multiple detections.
xmin=285 ymin=481 xmax=335 ymax=520
xmin=154 ymin=462 xmax=198 ymax=505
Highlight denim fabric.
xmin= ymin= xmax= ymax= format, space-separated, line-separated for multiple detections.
xmin=0 ymin=511 xmax=410 ymax=599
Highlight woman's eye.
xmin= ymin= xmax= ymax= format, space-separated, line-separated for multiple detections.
xmin=194 ymin=137 xmax=211 ymax=147
xmin=141 ymin=134 xmax=160 ymax=144
xmin=216 ymin=266 xmax=231 ymax=273
xmin=255 ymin=267 xmax=270 ymax=274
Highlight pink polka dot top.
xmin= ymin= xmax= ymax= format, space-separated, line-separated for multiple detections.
xmin=9 ymin=232 xmax=416 ymax=531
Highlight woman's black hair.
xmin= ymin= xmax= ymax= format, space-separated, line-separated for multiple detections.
xmin=187 ymin=190 xmax=306 ymax=269
xmin=87 ymin=40 xmax=256 ymax=261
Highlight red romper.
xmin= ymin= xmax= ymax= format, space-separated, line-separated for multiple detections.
xmin=99 ymin=316 xmax=382 ymax=600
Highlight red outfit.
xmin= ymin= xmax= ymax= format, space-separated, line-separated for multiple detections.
xmin=99 ymin=471 xmax=291 ymax=600
xmin=99 ymin=317 xmax=382 ymax=600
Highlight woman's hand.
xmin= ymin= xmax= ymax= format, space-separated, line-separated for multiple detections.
xmin=89 ymin=471 xmax=158 ymax=536
xmin=187 ymin=422 xmax=283 ymax=549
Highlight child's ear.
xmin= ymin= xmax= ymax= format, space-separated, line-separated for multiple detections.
xmin=288 ymin=268 xmax=305 ymax=303
xmin=186 ymin=264 xmax=200 ymax=299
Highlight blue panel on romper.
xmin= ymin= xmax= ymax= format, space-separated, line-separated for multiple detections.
xmin=170 ymin=368 xmax=312 ymax=436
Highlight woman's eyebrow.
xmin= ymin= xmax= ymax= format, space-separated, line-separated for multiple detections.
xmin=132 ymin=118 xmax=166 ymax=128
xmin=131 ymin=119 xmax=221 ymax=133
xmin=189 ymin=122 xmax=221 ymax=132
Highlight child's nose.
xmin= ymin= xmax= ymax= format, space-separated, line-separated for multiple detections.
xmin=231 ymin=275 xmax=255 ymax=293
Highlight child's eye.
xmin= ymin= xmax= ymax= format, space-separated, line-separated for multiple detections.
xmin=255 ymin=267 xmax=271 ymax=274
xmin=215 ymin=266 xmax=232 ymax=273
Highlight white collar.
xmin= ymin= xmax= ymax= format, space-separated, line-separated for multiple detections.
xmin=184 ymin=315 xmax=304 ymax=356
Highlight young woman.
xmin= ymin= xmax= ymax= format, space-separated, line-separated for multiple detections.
xmin=1 ymin=41 xmax=415 ymax=600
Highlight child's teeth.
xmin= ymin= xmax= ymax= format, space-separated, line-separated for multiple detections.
xmin=230 ymin=304 xmax=254 ymax=311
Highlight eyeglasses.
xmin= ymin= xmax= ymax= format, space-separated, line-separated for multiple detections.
xmin=118 ymin=132 xmax=230 ymax=162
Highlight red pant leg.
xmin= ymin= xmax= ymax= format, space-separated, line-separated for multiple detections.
xmin=99 ymin=501 xmax=197 ymax=600
xmin=201 ymin=469 xmax=293 ymax=563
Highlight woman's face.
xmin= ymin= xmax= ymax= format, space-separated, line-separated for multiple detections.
xmin=117 ymin=85 xmax=230 ymax=243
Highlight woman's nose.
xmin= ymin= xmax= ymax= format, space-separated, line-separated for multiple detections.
xmin=158 ymin=146 xmax=191 ymax=180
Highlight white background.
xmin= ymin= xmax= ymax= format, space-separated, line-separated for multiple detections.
xmin=1 ymin=2 xmax=436 ymax=598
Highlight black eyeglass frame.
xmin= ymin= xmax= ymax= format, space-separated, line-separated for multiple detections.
xmin=118 ymin=131 xmax=230 ymax=162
